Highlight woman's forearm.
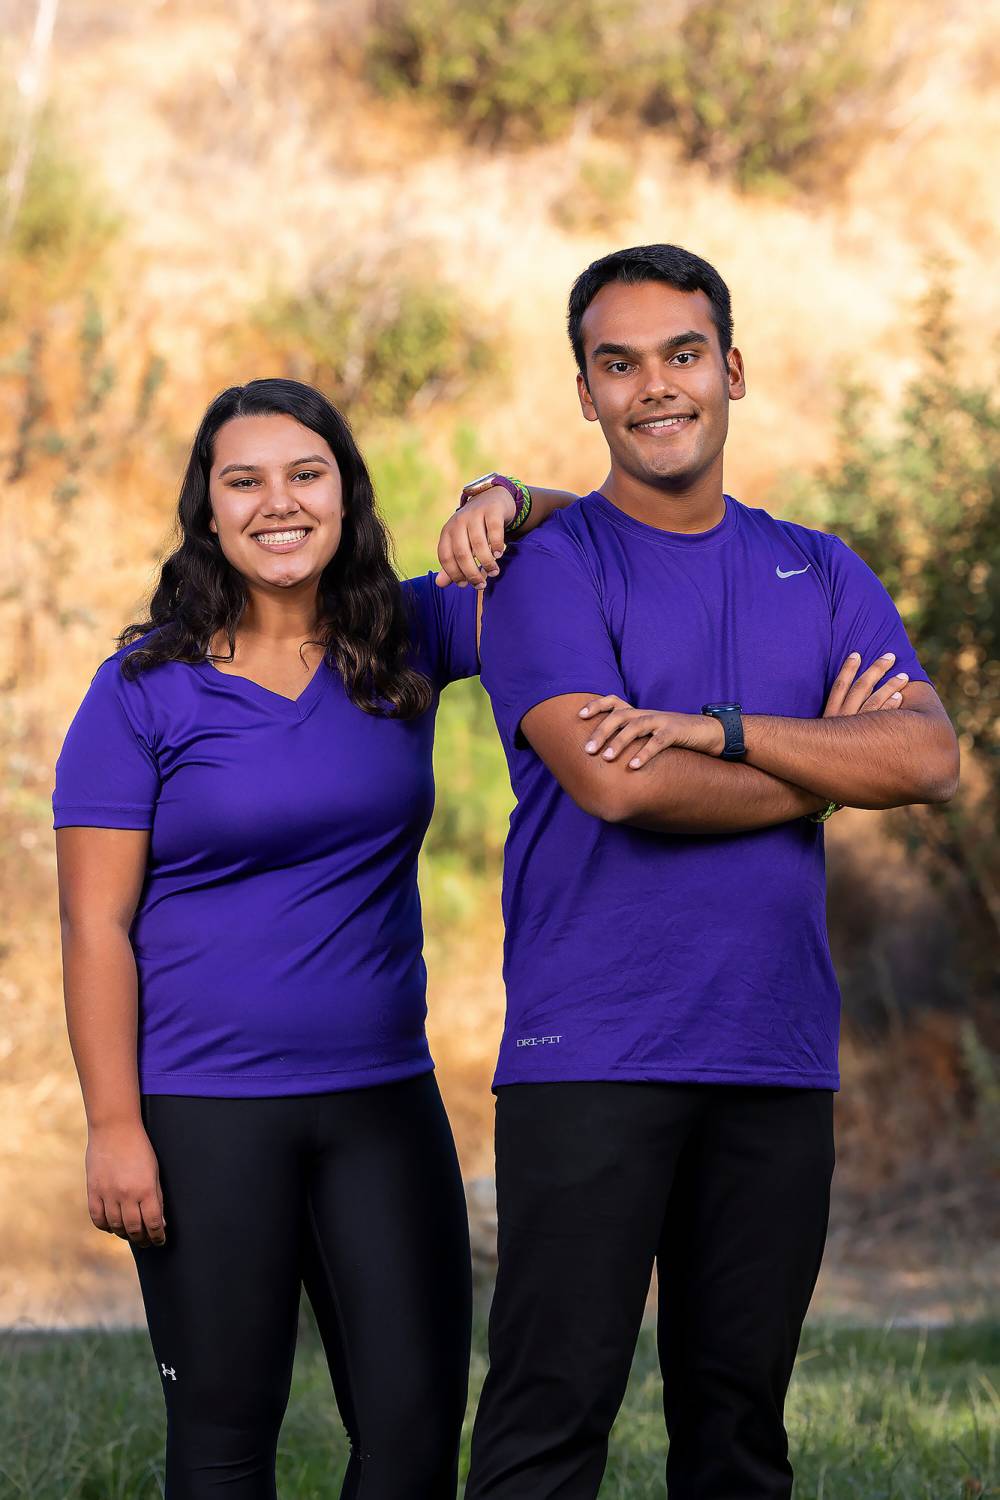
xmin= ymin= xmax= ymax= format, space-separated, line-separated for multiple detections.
xmin=61 ymin=920 xmax=143 ymax=1129
xmin=518 ymin=486 xmax=578 ymax=536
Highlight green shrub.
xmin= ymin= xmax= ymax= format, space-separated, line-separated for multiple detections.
xmin=366 ymin=0 xmax=620 ymax=146
xmin=0 ymin=104 xmax=119 ymax=281
xmin=635 ymin=0 xmax=880 ymax=189
xmin=248 ymin=267 xmax=494 ymax=421
xmin=783 ymin=275 xmax=1000 ymax=1002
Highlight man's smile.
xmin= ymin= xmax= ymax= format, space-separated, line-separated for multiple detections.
xmin=630 ymin=413 xmax=697 ymax=435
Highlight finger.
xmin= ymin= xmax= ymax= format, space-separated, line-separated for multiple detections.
xmin=436 ymin=529 xmax=464 ymax=587
xmin=823 ymin=653 xmax=861 ymax=717
xmin=469 ymin=515 xmax=501 ymax=578
xmin=579 ymin=695 xmax=627 ymax=719
xmin=627 ymin=730 xmax=673 ymax=769
xmin=583 ymin=709 xmax=643 ymax=755
xmin=841 ymin=652 xmax=896 ymax=714
xmin=140 ymin=1192 xmax=167 ymax=1248
xmin=105 ymin=1203 xmax=128 ymax=1240
xmin=89 ymin=1195 xmax=111 ymax=1234
xmin=481 ymin=491 xmax=509 ymax=559
xmin=598 ymin=717 xmax=660 ymax=761
xmin=859 ymin=673 xmax=908 ymax=712
xmin=449 ymin=524 xmax=489 ymax=590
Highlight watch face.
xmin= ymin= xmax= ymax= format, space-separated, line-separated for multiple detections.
xmin=708 ymin=703 xmax=742 ymax=713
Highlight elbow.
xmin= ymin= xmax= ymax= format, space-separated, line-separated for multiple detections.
xmin=905 ymin=740 xmax=961 ymax=806
xmin=925 ymin=756 xmax=961 ymax=805
xmin=574 ymin=777 xmax=640 ymax=826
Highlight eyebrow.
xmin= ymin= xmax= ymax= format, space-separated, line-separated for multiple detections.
xmin=590 ymin=331 xmax=711 ymax=361
xmin=217 ymin=454 xmax=331 ymax=478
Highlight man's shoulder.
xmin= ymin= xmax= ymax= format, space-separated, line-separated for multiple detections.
xmin=736 ymin=499 xmax=844 ymax=562
xmin=505 ymin=494 xmax=603 ymax=570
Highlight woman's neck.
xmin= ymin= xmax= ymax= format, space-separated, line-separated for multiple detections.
xmin=239 ymin=585 xmax=323 ymax=644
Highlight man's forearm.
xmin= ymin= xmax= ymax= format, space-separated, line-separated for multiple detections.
xmin=602 ymin=748 xmax=826 ymax=834
xmin=742 ymin=708 xmax=959 ymax=809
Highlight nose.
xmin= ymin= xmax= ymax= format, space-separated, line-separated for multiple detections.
xmin=262 ymin=484 xmax=302 ymax=518
xmin=639 ymin=365 xmax=680 ymax=402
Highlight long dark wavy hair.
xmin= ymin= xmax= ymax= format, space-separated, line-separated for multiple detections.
xmin=117 ymin=378 xmax=433 ymax=717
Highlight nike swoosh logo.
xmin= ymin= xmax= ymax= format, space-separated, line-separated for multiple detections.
xmin=775 ymin=564 xmax=811 ymax=579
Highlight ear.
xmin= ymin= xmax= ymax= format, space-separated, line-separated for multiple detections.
xmin=209 ymin=515 xmax=218 ymax=534
xmin=726 ymin=346 xmax=747 ymax=402
xmin=577 ymin=370 xmax=600 ymax=424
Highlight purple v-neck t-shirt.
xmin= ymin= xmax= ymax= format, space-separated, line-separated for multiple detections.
xmin=52 ymin=574 xmax=478 ymax=1098
xmin=480 ymin=491 xmax=932 ymax=1091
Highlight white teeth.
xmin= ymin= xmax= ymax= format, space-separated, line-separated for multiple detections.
xmin=637 ymin=416 xmax=692 ymax=431
xmin=254 ymin=529 xmax=307 ymax=545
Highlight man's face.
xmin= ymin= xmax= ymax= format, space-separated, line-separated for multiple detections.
xmin=577 ymin=280 xmax=745 ymax=487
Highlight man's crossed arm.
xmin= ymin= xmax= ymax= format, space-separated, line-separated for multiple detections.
xmin=521 ymin=655 xmax=960 ymax=837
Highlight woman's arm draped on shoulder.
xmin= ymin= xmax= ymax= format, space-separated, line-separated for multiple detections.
xmin=436 ymin=483 xmax=579 ymax=590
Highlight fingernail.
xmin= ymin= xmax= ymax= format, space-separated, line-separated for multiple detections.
xmin=629 ymin=757 xmax=641 ymax=768
xmin=896 ymin=672 xmax=908 ymax=681
xmin=882 ymin=652 xmax=895 ymax=662
xmin=492 ymin=547 xmax=504 ymax=558
xmin=848 ymin=652 xmax=860 ymax=661
xmin=584 ymin=741 xmax=597 ymax=753
xmin=603 ymin=747 xmax=615 ymax=759
xmin=891 ymin=692 xmax=902 ymax=700
xmin=579 ymin=707 xmax=590 ymax=716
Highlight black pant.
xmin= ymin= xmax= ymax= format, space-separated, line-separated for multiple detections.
xmin=132 ymin=1073 xmax=472 ymax=1500
xmin=465 ymin=1082 xmax=834 ymax=1500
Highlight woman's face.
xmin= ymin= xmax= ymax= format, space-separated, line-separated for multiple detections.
xmin=208 ymin=413 xmax=345 ymax=593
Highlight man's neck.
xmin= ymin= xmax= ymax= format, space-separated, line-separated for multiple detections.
xmin=599 ymin=461 xmax=727 ymax=535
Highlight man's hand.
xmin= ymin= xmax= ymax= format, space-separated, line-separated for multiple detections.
xmin=435 ymin=486 xmax=513 ymax=590
xmin=577 ymin=652 xmax=907 ymax=771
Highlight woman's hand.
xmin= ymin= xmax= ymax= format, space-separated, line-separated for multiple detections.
xmin=86 ymin=1120 xmax=166 ymax=1248
xmin=435 ymin=486 xmax=514 ymax=590
xmin=578 ymin=652 xmax=908 ymax=770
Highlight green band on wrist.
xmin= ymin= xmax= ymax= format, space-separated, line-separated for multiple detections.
xmin=808 ymin=800 xmax=843 ymax=824
xmin=503 ymin=477 xmax=533 ymax=536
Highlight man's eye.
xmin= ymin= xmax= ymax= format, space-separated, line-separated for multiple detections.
xmin=672 ymin=352 xmax=697 ymax=365
xmin=608 ymin=362 xmax=632 ymax=374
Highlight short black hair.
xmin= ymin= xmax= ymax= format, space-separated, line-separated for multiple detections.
xmin=567 ymin=244 xmax=734 ymax=378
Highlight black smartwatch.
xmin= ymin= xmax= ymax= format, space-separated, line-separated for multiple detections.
xmin=701 ymin=702 xmax=746 ymax=760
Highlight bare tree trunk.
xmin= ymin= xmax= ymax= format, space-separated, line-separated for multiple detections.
xmin=1 ymin=0 xmax=61 ymax=244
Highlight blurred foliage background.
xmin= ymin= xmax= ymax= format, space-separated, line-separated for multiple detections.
xmin=0 ymin=0 xmax=997 ymax=1326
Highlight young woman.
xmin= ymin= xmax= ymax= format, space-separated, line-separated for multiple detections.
xmin=53 ymin=378 xmax=568 ymax=1500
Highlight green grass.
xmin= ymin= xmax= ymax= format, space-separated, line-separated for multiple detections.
xmin=1 ymin=1316 xmax=996 ymax=1497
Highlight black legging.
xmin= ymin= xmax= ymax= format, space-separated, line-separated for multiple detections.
xmin=132 ymin=1073 xmax=473 ymax=1499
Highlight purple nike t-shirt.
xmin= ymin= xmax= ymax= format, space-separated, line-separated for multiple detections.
xmin=480 ymin=492 xmax=932 ymax=1091
xmin=52 ymin=573 xmax=478 ymax=1098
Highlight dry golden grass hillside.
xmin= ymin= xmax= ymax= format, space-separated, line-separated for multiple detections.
xmin=0 ymin=0 xmax=997 ymax=1325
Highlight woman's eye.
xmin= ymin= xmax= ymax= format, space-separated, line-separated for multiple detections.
xmin=231 ymin=477 xmax=257 ymax=488
xmin=293 ymin=470 xmax=319 ymax=481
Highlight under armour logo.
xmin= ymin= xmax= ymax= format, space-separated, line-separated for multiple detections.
xmin=161 ymin=1363 xmax=177 ymax=1381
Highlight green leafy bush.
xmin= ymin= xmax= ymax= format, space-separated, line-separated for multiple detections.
xmin=635 ymin=0 xmax=880 ymax=189
xmin=785 ymin=276 xmax=1000 ymax=1001
xmin=0 ymin=105 xmax=119 ymax=286
xmin=366 ymin=0 xmax=619 ymax=146
xmin=247 ymin=266 xmax=494 ymax=421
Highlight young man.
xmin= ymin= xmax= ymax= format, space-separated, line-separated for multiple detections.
xmin=463 ymin=245 xmax=960 ymax=1499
